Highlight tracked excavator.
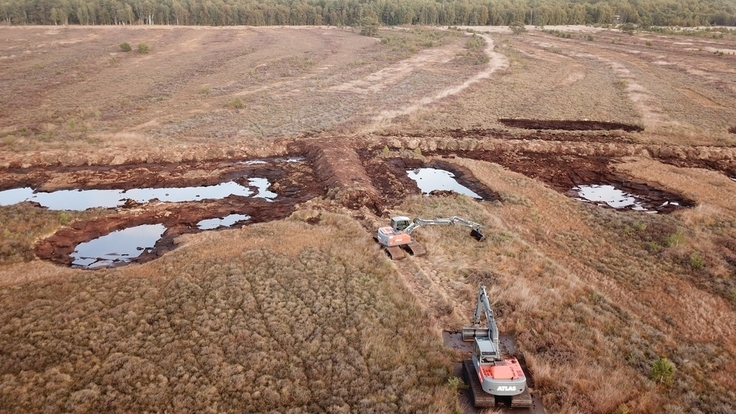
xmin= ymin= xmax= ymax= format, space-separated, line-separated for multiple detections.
xmin=462 ymin=285 xmax=532 ymax=408
xmin=375 ymin=216 xmax=485 ymax=260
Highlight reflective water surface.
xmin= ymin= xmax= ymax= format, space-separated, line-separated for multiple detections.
xmin=407 ymin=168 xmax=481 ymax=199
xmin=71 ymin=224 xmax=167 ymax=269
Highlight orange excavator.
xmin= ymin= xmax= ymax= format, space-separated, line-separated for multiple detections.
xmin=462 ymin=285 xmax=532 ymax=408
xmin=375 ymin=216 xmax=485 ymax=260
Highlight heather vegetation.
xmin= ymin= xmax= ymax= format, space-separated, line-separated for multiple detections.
xmin=3 ymin=0 xmax=736 ymax=27
xmin=0 ymin=214 xmax=458 ymax=413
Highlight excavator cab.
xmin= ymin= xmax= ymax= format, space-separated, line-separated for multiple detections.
xmin=390 ymin=216 xmax=411 ymax=232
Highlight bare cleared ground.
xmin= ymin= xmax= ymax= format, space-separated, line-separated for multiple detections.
xmin=1 ymin=25 xmax=736 ymax=414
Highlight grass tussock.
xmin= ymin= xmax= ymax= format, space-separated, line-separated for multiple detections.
xmin=0 ymin=213 xmax=458 ymax=413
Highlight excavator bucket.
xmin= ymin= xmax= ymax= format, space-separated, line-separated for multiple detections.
xmin=470 ymin=228 xmax=485 ymax=241
xmin=462 ymin=327 xmax=490 ymax=341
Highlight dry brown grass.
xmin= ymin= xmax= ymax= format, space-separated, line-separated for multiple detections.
xmin=421 ymin=156 xmax=736 ymax=413
xmin=0 ymin=212 xmax=460 ymax=413
xmin=329 ymin=151 xmax=734 ymax=412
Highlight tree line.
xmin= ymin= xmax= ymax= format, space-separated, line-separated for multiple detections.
xmin=2 ymin=0 xmax=735 ymax=27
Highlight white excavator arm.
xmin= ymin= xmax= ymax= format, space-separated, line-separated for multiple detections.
xmin=401 ymin=216 xmax=485 ymax=241
xmin=462 ymin=285 xmax=501 ymax=358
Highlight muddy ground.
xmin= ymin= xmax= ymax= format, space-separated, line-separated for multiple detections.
xmin=8 ymin=130 xmax=730 ymax=267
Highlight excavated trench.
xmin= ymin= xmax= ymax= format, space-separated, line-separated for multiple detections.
xmin=498 ymin=119 xmax=644 ymax=132
xmin=435 ymin=150 xmax=696 ymax=213
xmin=2 ymin=132 xmax=733 ymax=268
xmin=360 ymin=153 xmax=500 ymax=208
xmin=23 ymin=157 xmax=324 ymax=268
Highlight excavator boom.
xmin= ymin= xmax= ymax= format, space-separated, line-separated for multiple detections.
xmin=375 ymin=215 xmax=485 ymax=260
xmin=462 ymin=285 xmax=499 ymax=352
xmin=404 ymin=216 xmax=485 ymax=241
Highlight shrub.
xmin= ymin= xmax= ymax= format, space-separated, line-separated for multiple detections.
xmin=137 ymin=43 xmax=149 ymax=54
xmin=646 ymin=41 xmax=653 ymax=46
xmin=58 ymin=211 xmax=71 ymax=225
xmin=226 ymin=98 xmax=245 ymax=109
xmin=587 ymin=35 xmax=594 ymax=41
xmin=446 ymin=376 xmax=466 ymax=390
xmin=619 ymin=23 xmax=636 ymax=35
xmin=509 ymin=22 xmax=526 ymax=35
xmin=360 ymin=17 xmax=379 ymax=37
xmin=464 ymin=34 xmax=485 ymax=50
xmin=119 ymin=42 xmax=132 ymax=52
xmin=664 ymin=230 xmax=685 ymax=247
xmin=614 ymin=80 xmax=628 ymax=90
xmin=689 ymin=252 xmax=704 ymax=269
xmin=615 ymin=403 xmax=630 ymax=414
xmin=652 ymin=357 xmax=676 ymax=386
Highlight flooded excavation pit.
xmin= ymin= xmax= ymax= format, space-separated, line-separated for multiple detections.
xmin=0 ymin=179 xmax=280 ymax=210
xmin=569 ymin=181 xmax=694 ymax=213
xmin=197 ymin=214 xmax=251 ymax=230
xmin=360 ymin=152 xmax=498 ymax=208
xmin=455 ymin=151 xmax=694 ymax=214
xmin=71 ymin=224 xmax=167 ymax=269
xmin=574 ymin=185 xmax=651 ymax=211
xmin=11 ymin=154 xmax=328 ymax=268
xmin=407 ymin=168 xmax=482 ymax=199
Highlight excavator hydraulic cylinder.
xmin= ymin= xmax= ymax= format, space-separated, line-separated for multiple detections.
xmin=462 ymin=327 xmax=491 ymax=342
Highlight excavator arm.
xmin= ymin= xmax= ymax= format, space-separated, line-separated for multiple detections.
xmin=403 ymin=216 xmax=485 ymax=241
xmin=462 ymin=285 xmax=500 ymax=356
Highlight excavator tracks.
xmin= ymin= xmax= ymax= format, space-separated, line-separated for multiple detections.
xmin=380 ymin=242 xmax=426 ymax=260
xmin=463 ymin=360 xmax=496 ymax=408
xmin=462 ymin=360 xmax=533 ymax=409
xmin=384 ymin=245 xmax=406 ymax=260
xmin=404 ymin=241 xmax=426 ymax=257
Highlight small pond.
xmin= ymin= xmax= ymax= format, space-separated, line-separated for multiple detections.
xmin=0 ymin=178 xmax=277 ymax=210
xmin=71 ymin=224 xmax=166 ymax=269
xmin=407 ymin=168 xmax=481 ymax=199
xmin=197 ymin=214 xmax=251 ymax=230
xmin=574 ymin=184 xmax=659 ymax=212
